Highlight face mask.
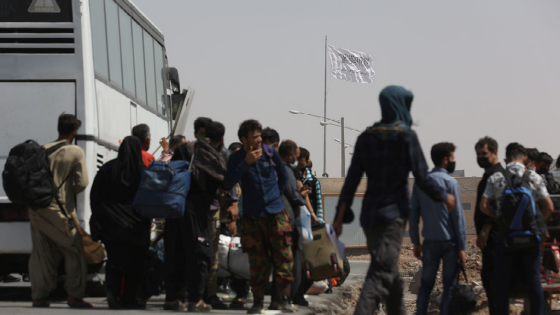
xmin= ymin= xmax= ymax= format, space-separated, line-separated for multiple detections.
xmin=290 ymin=160 xmax=298 ymax=170
xmin=197 ymin=135 xmax=205 ymax=140
xmin=477 ymin=157 xmax=492 ymax=169
xmin=538 ymin=167 xmax=549 ymax=175
xmin=446 ymin=161 xmax=456 ymax=174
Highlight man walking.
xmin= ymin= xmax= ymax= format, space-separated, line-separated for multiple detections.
xmin=29 ymin=113 xmax=92 ymax=308
xmin=410 ymin=142 xmax=466 ymax=315
xmin=473 ymin=137 xmax=504 ymax=315
xmin=225 ymin=119 xmax=294 ymax=314
xmin=480 ymin=143 xmax=554 ymax=315
xmin=332 ymin=85 xmax=455 ymax=315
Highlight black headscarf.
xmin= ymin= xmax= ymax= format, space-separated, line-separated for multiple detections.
xmin=111 ymin=136 xmax=144 ymax=189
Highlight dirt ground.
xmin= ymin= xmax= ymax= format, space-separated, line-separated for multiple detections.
xmin=344 ymin=240 xmax=560 ymax=315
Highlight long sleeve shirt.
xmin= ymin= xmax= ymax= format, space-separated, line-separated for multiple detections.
xmin=43 ymin=140 xmax=89 ymax=214
xmin=409 ymin=168 xmax=466 ymax=250
xmin=303 ymin=168 xmax=323 ymax=223
xmin=284 ymin=164 xmax=306 ymax=209
xmin=224 ymin=144 xmax=287 ymax=216
xmin=210 ymin=147 xmax=239 ymax=211
xmin=336 ymin=129 xmax=447 ymax=228
xmin=474 ymin=163 xmax=504 ymax=242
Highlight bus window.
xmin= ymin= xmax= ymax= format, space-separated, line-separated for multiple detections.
xmin=119 ymin=8 xmax=135 ymax=96
xmin=143 ymin=30 xmax=156 ymax=110
xmin=154 ymin=43 xmax=166 ymax=116
xmin=90 ymin=0 xmax=108 ymax=79
xmin=132 ymin=21 xmax=146 ymax=103
xmin=105 ymin=0 xmax=122 ymax=88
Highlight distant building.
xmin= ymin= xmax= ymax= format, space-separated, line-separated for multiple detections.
xmin=319 ymin=176 xmax=480 ymax=248
xmin=451 ymin=170 xmax=465 ymax=178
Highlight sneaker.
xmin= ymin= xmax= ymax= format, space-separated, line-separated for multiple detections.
xmin=204 ymin=295 xmax=228 ymax=310
xmin=293 ymin=297 xmax=309 ymax=307
xmin=278 ymin=298 xmax=296 ymax=313
xmin=2 ymin=274 xmax=21 ymax=283
xmin=247 ymin=301 xmax=265 ymax=314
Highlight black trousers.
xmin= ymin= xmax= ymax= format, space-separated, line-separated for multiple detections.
xmin=104 ymin=239 xmax=149 ymax=305
xmin=355 ymin=218 xmax=406 ymax=315
xmin=164 ymin=199 xmax=213 ymax=303
xmin=481 ymin=240 xmax=497 ymax=315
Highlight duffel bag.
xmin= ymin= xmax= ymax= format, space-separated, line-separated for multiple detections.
xmin=133 ymin=160 xmax=191 ymax=218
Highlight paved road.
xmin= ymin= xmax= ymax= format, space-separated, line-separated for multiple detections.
xmin=0 ymin=261 xmax=369 ymax=314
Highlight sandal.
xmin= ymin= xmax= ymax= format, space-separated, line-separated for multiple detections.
xmin=187 ymin=301 xmax=212 ymax=312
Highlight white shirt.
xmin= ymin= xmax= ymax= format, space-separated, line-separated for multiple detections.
xmin=483 ymin=162 xmax=549 ymax=211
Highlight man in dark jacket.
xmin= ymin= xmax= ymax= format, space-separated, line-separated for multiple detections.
xmin=277 ymin=140 xmax=310 ymax=307
xmin=164 ymin=122 xmax=227 ymax=312
xmin=224 ymin=119 xmax=294 ymax=313
xmin=332 ymin=86 xmax=455 ymax=315
xmin=473 ymin=136 xmax=504 ymax=315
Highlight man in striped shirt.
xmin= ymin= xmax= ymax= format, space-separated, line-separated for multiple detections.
xmin=298 ymin=148 xmax=323 ymax=223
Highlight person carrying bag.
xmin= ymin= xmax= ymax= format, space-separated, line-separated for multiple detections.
xmin=449 ymin=263 xmax=477 ymax=315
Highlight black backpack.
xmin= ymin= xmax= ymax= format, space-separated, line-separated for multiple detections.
xmin=2 ymin=140 xmax=68 ymax=209
xmin=497 ymin=170 xmax=543 ymax=249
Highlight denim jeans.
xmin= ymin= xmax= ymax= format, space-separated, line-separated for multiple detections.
xmin=416 ymin=240 xmax=459 ymax=315
xmin=494 ymin=244 xmax=543 ymax=315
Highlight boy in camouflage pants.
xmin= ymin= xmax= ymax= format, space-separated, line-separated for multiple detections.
xmin=225 ymin=119 xmax=295 ymax=314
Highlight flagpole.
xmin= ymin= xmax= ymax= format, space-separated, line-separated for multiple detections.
xmin=322 ymin=35 xmax=328 ymax=178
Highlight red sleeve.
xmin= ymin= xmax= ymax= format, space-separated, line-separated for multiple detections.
xmin=142 ymin=150 xmax=155 ymax=167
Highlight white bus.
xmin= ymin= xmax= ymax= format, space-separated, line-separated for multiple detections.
xmin=0 ymin=0 xmax=186 ymax=274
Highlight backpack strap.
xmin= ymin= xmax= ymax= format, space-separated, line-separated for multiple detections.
xmin=500 ymin=170 xmax=515 ymax=190
xmin=522 ymin=171 xmax=531 ymax=186
xmin=44 ymin=141 xmax=68 ymax=157
xmin=43 ymin=142 xmax=73 ymax=220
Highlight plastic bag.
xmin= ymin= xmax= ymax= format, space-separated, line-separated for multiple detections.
xmin=306 ymin=280 xmax=329 ymax=295
xmin=300 ymin=206 xmax=313 ymax=244
xmin=326 ymin=223 xmax=345 ymax=258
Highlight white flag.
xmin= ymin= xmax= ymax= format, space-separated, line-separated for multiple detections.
xmin=327 ymin=44 xmax=375 ymax=83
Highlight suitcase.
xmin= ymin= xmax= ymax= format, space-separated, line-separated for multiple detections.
xmin=303 ymin=223 xmax=344 ymax=281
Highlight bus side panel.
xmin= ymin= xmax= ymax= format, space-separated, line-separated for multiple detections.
xmin=95 ymin=79 xmax=169 ymax=156
xmin=95 ymin=79 xmax=132 ymax=146
xmin=0 ymin=82 xmax=76 ymax=203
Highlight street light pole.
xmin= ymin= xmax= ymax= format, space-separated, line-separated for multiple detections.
xmin=323 ymin=35 xmax=328 ymax=178
xmin=341 ymin=117 xmax=345 ymax=177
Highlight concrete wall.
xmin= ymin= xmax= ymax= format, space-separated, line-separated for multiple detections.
xmin=318 ymin=176 xmax=481 ymax=247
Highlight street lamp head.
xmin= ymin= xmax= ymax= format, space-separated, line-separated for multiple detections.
xmin=319 ymin=121 xmax=328 ymax=126
xmin=334 ymin=138 xmax=341 ymax=143
xmin=289 ymin=110 xmax=301 ymax=114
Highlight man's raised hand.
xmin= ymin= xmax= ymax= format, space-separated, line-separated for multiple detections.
xmin=244 ymin=146 xmax=262 ymax=164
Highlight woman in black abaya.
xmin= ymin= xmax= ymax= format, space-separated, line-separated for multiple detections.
xmin=90 ymin=136 xmax=151 ymax=309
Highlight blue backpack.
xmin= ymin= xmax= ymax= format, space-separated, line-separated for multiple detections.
xmin=133 ymin=160 xmax=191 ymax=218
xmin=498 ymin=171 xmax=544 ymax=250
